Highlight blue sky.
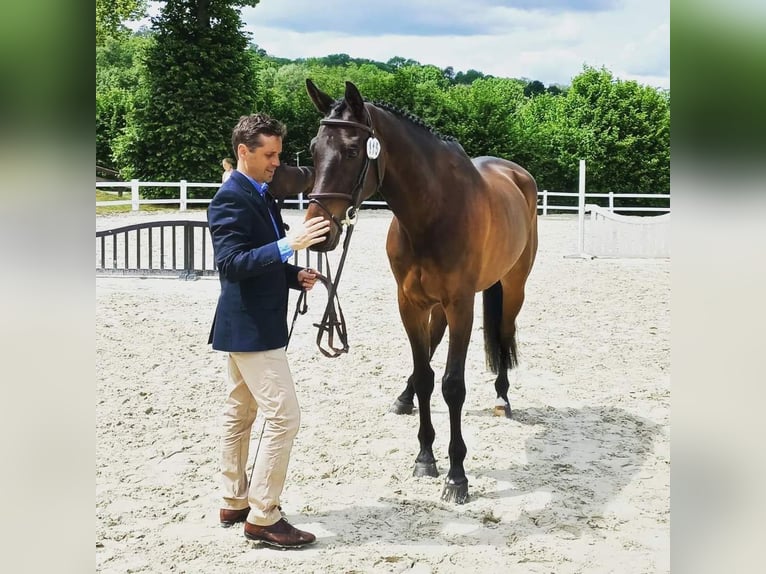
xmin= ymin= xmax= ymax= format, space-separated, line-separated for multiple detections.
xmin=137 ymin=0 xmax=669 ymax=89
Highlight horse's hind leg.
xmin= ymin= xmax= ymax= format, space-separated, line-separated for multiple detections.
xmin=492 ymin=278 xmax=525 ymax=418
xmin=390 ymin=305 xmax=447 ymax=415
xmin=492 ymin=237 xmax=535 ymax=417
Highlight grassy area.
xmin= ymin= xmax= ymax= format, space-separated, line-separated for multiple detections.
xmin=96 ymin=191 xmax=128 ymax=214
xmin=95 ymin=190 xmax=207 ymax=215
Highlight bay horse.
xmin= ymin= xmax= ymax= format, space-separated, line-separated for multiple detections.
xmin=304 ymin=79 xmax=538 ymax=503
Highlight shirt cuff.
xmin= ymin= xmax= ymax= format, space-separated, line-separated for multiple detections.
xmin=277 ymin=238 xmax=294 ymax=262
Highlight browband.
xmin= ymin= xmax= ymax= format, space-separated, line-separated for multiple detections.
xmin=319 ymin=118 xmax=375 ymax=135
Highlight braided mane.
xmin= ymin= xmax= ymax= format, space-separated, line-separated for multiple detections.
xmin=329 ymin=98 xmax=457 ymax=142
xmin=370 ymin=101 xmax=457 ymax=142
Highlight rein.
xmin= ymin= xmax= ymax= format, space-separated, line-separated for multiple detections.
xmin=287 ymin=225 xmax=355 ymax=358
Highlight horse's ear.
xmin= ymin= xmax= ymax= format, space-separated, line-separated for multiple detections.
xmin=344 ymin=81 xmax=365 ymax=120
xmin=306 ymin=78 xmax=334 ymax=115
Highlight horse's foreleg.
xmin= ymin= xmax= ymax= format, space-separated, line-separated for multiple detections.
xmin=395 ymin=296 xmax=438 ymax=477
xmin=390 ymin=305 xmax=446 ymax=415
xmin=440 ymin=297 xmax=474 ymax=504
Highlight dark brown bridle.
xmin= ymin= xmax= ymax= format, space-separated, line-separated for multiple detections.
xmin=307 ymin=116 xmax=384 ymax=233
xmin=297 ymin=115 xmax=383 ymax=358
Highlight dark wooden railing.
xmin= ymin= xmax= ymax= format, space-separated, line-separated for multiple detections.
xmin=96 ymin=221 xmax=215 ymax=279
xmin=96 ymin=220 xmax=326 ymax=279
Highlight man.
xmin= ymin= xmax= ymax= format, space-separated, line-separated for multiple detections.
xmin=207 ymin=113 xmax=330 ymax=548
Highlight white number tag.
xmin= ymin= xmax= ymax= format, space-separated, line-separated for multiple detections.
xmin=366 ymin=137 xmax=381 ymax=159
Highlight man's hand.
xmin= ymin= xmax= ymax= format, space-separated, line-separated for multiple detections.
xmin=297 ymin=268 xmax=320 ymax=291
xmin=286 ymin=216 xmax=330 ymax=251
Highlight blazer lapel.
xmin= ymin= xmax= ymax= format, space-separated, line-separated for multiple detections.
xmin=228 ymin=171 xmax=275 ymax=233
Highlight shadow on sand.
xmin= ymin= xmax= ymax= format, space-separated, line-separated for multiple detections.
xmin=301 ymin=404 xmax=663 ymax=548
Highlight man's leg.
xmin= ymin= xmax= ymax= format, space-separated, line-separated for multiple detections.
xmin=230 ymin=348 xmax=299 ymax=527
xmin=221 ymin=353 xmax=258 ymax=511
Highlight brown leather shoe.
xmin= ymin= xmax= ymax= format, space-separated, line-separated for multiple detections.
xmin=244 ymin=518 xmax=316 ymax=548
xmin=219 ymin=507 xmax=250 ymax=527
xmin=220 ymin=505 xmax=284 ymax=527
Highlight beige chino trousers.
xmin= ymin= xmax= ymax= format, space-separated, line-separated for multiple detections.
xmin=220 ymin=349 xmax=300 ymax=526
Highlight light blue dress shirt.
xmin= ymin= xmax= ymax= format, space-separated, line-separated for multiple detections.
xmin=242 ymin=173 xmax=294 ymax=262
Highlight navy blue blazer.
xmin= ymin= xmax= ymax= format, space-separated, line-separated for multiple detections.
xmin=207 ymin=170 xmax=302 ymax=352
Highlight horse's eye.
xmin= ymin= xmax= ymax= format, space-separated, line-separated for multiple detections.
xmin=346 ymin=148 xmax=359 ymax=159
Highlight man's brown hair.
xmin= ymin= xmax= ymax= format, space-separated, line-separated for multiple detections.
xmin=231 ymin=113 xmax=287 ymax=156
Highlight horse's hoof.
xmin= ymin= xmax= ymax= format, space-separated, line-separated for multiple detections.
xmin=413 ymin=461 xmax=439 ymax=478
xmin=441 ymin=478 xmax=469 ymax=504
xmin=390 ymin=399 xmax=414 ymax=415
xmin=493 ymin=404 xmax=512 ymax=418
xmin=493 ymin=400 xmax=512 ymax=419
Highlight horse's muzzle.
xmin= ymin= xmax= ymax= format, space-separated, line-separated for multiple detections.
xmin=309 ymin=229 xmax=342 ymax=252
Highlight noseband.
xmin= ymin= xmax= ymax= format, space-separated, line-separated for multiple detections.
xmin=307 ymin=117 xmax=383 ymax=233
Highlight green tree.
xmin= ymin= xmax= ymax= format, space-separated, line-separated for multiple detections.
xmin=96 ymin=33 xmax=153 ymax=170
xmin=321 ymin=53 xmax=352 ymax=67
xmin=386 ymin=56 xmax=421 ymax=70
xmin=453 ymin=69 xmax=485 ymax=85
xmin=516 ymin=92 xmax=592 ymax=194
xmin=563 ymin=66 xmax=670 ymax=199
xmin=113 ymin=0 xmax=258 ymax=196
xmin=546 ymin=84 xmax=564 ymax=96
xmin=445 ymin=77 xmax=526 ymax=159
xmin=523 ymin=80 xmax=546 ymax=98
xmin=260 ymin=62 xmax=325 ymax=166
xmin=96 ymin=0 xmax=148 ymax=45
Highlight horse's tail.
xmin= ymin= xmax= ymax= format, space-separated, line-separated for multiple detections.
xmin=482 ymin=281 xmax=518 ymax=374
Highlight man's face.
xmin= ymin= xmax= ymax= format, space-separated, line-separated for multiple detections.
xmin=238 ymin=135 xmax=282 ymax=183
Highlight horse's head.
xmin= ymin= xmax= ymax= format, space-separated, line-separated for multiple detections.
xmin=304 ymin=79 xmax=383 ymax=251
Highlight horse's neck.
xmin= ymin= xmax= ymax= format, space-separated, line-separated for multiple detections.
xmin=371 ymin=117 xmax=422 ymax=220
xmin=270 ymin=165 xmax=314 ymax=198
xmin=375 ymin=119 xmax=470 ymax=234
xmin=380 ymin=168 xmax=435 ymax=228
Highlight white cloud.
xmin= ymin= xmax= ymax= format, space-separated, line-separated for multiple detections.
xmin=243 ymin=0 xmax=669 ymax=89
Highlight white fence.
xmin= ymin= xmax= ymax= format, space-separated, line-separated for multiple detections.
xmin=583 ymin=204 xmax=670 ymax=258
xmin=537 ymin=190 xmax=669 ymax=215
xmin=96 ymin=180 xmax=219 ymax=211
xmin=96 ymin=179 xmax=669 ymax=215
xmin=96 ymin=180 xmax=388 ymax=210
xmin=97 ymin=161 xmax=670 ymax=259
